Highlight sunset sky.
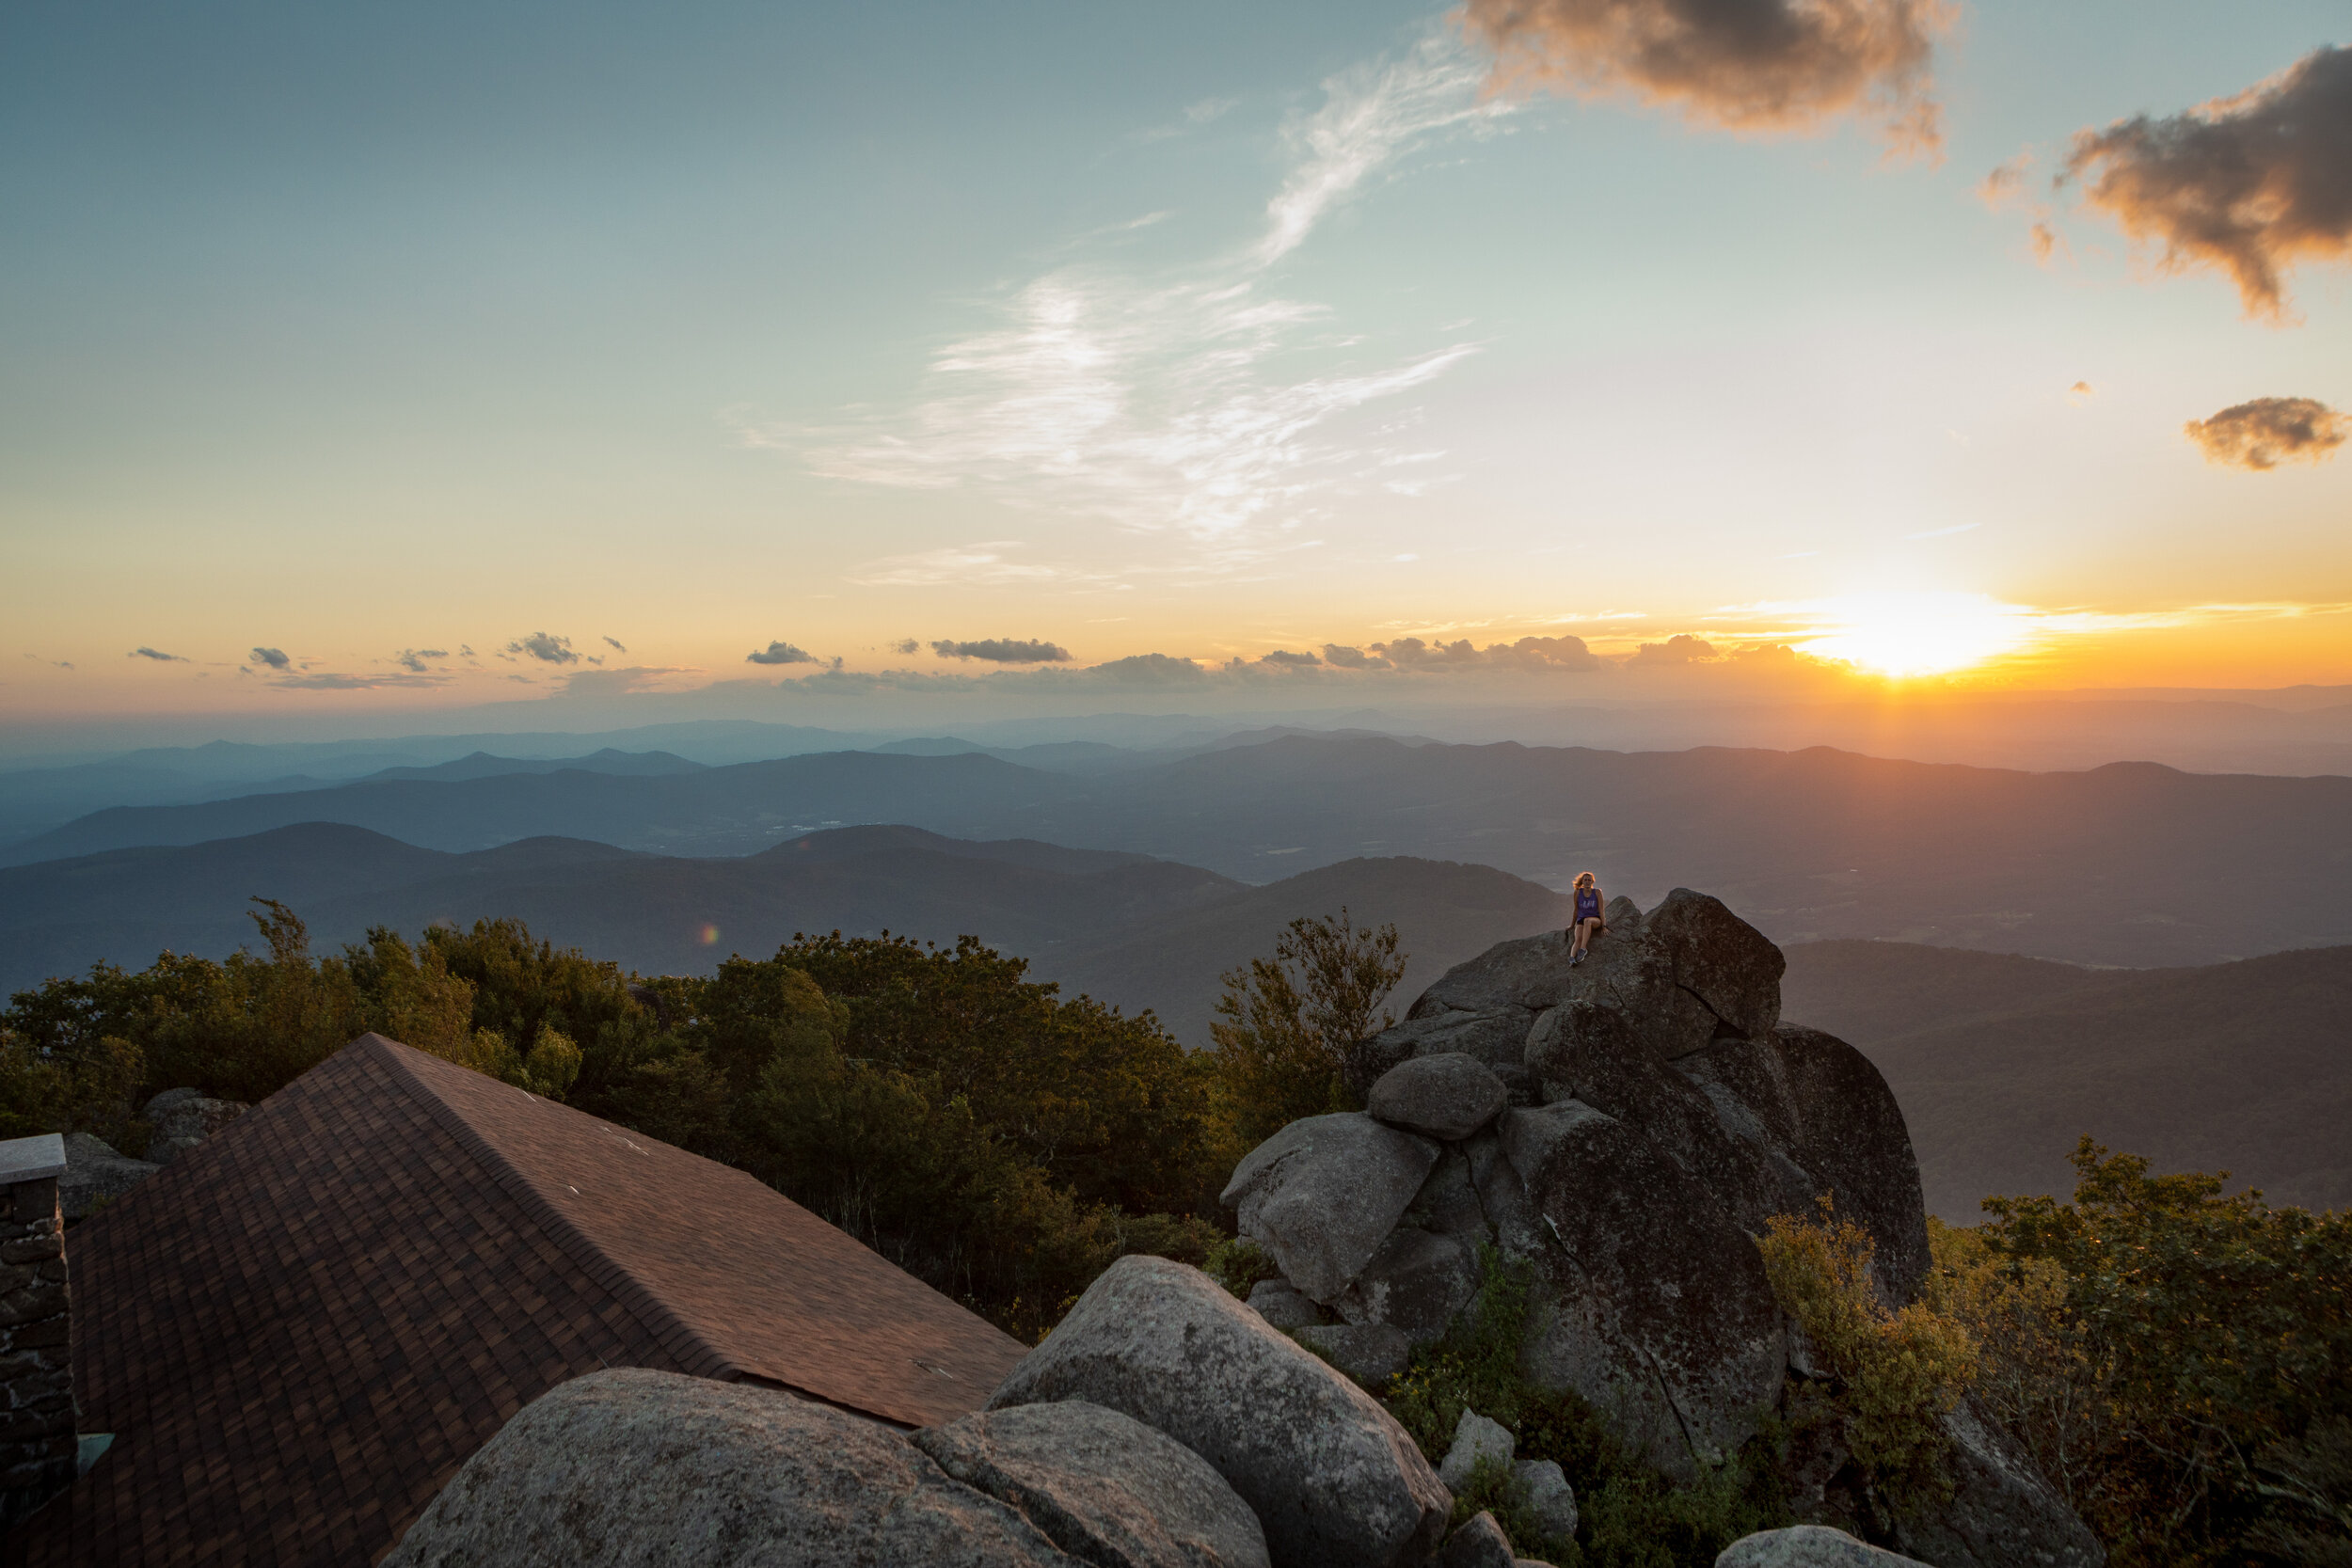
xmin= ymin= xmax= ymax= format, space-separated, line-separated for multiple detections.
xmin=4 ymin=0 xmax=2347 ymax=736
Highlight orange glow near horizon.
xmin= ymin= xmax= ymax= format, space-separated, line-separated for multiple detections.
xmin=1798 ymin=593 xmax=2037 ymax=679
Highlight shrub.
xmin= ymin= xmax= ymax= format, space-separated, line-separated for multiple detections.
xmin=1202 ymin=1237 xmax=1282 ymax=1299
xmin=1757 ymin=1200 xmax=1977 ymax=1505
xmin=1208 ymin=910 xmax=1404 ymax=1147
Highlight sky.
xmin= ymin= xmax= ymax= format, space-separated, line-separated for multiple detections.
xmin=3 ymin=0 xmax=2348 ymax=740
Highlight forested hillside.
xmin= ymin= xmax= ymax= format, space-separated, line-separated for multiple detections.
xmin=1783 ymin=940 xmax=2352 ymax=1215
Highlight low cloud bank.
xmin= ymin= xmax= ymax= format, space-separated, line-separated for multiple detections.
xmin=1311 ymin=634 xmax=1604 ymax=672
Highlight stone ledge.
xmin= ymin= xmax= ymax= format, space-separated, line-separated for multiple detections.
xmin=0 ymin=1137 xmax=66 ymax=1187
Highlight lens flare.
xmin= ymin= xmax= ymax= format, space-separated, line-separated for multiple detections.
xmin=1801 ymin=592 xmax=2032 ymax=677
xmin=698 ymin=924 xmax=721 ymax=945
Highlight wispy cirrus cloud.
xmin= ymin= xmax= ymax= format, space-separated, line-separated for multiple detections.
xmin=780 ymin=27 xmax=1502 ymax=581
xmin=1259 ymin=33 xmax=1506 ymax=264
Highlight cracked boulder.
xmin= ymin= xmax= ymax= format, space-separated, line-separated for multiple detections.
xmin=386 ymin=1368 xmax=1079 ymax=1568
xmin=989 ymin=1257 xmax=1450 ymax=1568
xmin=1499 ymin=1100 xmax=1787 ymax=1472
xmin=1220 ymin=1113 xmax=1438 ymax=1306
xmin=913 ymin=1401 xmax=1271 ymax=1568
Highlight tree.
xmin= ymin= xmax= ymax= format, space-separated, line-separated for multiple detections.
xmin=1957 ymin=1138 xmax=2352 ymax=1565
xmin=1209 ymin=909 xmax=1406 ymax=1147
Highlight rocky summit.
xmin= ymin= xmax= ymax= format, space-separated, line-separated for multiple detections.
xmin=1231 ymin=889 xmax=2102 ymax=1568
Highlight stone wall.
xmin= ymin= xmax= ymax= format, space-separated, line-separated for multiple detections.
xmin=0 ymin=1138 xmax=77 ymax=1531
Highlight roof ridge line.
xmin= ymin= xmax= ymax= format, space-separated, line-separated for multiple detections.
xmin=361 ymin=1034 xmax=745 ymax=1386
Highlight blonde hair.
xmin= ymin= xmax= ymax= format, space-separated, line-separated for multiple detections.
xmin=1574 ymin=872 xmax=1596 ymax=889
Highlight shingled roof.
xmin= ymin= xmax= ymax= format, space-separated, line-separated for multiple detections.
xmin=9 ymin=1033 xmax=1028 ymax=1568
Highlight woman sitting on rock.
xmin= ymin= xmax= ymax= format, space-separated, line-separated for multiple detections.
xmin=1568 ymin=872 xmax=1604 ymax=966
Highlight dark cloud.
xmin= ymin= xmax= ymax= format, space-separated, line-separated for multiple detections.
xmin=1627 ymin=633 xmax=1720 ymax=667
xmin=2183 ymin=396 xmax=2350 ymax=470
xmin=2058 ymin=46 xmax=2352 ymax=320
xmin=746 ymin=641 xmax=818 ymax=665
xmin=394 ymin=648 xmax=448 ymax=673
xmin=890 ymin=638 xmax=922 ymax=655
xmin=507 ymin=631 xmax=579 ymax=665
xmin=1465 ymin=0 xmax=1949 ymax=150
xmin=250 ymin=646 xmax=291 ymax=670
xmin=1321 ymin=644 xmax=1379 ymax=669
xmin=929 ymin=638 xmax=1073 ymax=663
xmin=602 ymin=636 xmax=628 ymax=653
xmin=130 ymin=646 xmax=188 ymax=662
xmin=1260 ymin=649 xmax=1322 ymax=666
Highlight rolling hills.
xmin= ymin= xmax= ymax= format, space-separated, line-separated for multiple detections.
xmin=8 ymin=737 xmax=2350 ymax=967
xmin=1782 ymin=939 xmax=2352 ymax=1218
xmin=0 ymin=821 xmax=1571 ymax=1045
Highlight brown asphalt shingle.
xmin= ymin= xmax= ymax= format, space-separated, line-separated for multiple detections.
xmin=9 ymin=1033 xmax=1029 ymax=1567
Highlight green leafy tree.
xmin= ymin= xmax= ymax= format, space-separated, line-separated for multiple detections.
xmin=1968 ymin=1138 xmax=2352 ymax=1565
xmin=1210 ymin=909 xmax=1406 ymax=1146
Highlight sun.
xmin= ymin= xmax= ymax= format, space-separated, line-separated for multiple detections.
xmin=1801 ymin=592 xmax=2033 ymax=678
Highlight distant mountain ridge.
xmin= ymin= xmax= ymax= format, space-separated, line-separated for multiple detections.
xmin=1782 ymin=940 xmax=2352 ymax=1217
xmin=9 ymin=737 xmax=2348 ymax=967
xmin=0 ymin=821 xmax=1570 ymax=1046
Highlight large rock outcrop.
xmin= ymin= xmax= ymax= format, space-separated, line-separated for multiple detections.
xmin=990 ymin=1255 xmax=1451 ymax=1568
xmin=1227 ymin=890 xmax=2097 ymax=1567
xmin=387 ymin=1368 xmax=1272 ymax=1568
xmin=386 ymin=1368 xmax=1078 ymax=1567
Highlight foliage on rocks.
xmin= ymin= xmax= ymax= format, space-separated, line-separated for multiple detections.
xmin=1757 ymin=1199 xmax=1978 ymax=1505
xmin=1383 ymin=1243 xmax=1788 ymax=1567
